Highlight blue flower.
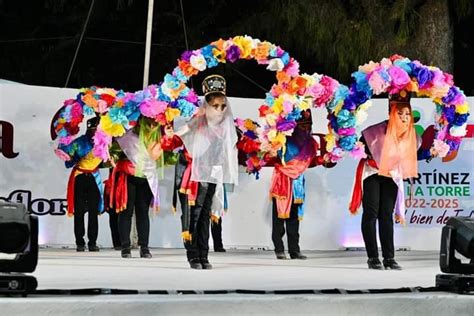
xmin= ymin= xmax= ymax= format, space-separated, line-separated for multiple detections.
xmin=280 ymin=52 xmax=290 ymax=66
xmin=393 ymin=58 xmax=412 ymax=75
xmin=265 ymin=93 xmax=275 ymax=106
xmin=287 ymin=108 xmax=302 ymax=121
xmin=109 ymin=107 xmax=129 ymax=125
xmin=82 ymin=105 xmax=94 ymax=116
xmin=351 ymin=71 xmax=370 ymax=93
xmin=177 ymin=99 xmax=196 ymax=117
xmin=337 ymin=109 xmax=356 ymax=128
xmin=339 ymin=135 xmax=357 ymax=151
xmin=164 ymin=74 xmax=181 ymax=90
xmin=172 ymin=67 xmax=188 ymax=82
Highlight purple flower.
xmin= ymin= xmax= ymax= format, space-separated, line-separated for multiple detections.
xmin=415 ymin=66 xmax=433 ymax=88
xmin=443 ymin=105 xmax=456 ymax=122
xmin=441 ymin=87 xmax=461 ymax=105
xmin=276 ymin=119 xmax=296 ymax=132
xmin=226 ymin=45 xmax=241 ymax=63
xmin=180 ymin=50 xmax=193 ymax=62
xmin=453 ymin=113 xmax=469 ymax=126
xmin=338 ymin=127 xmax=356 ymax=136
xmin=446 ymin=139 xmax=460 ymax=152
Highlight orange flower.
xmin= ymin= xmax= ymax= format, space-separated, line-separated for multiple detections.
xmin=276 ymin=71 xmax=291 ymax=83
xmin=287 ymin=77 xmax=307 ymax=94
xmin=82 ymin=94 xmax=98 ymax=108
xmin=178 ymin=60 xmax=199 ymax=77
xmin=211 ymin=38 xmax=226 ymax=51
xmin=254 ymin=42 xmax=270 ymax=61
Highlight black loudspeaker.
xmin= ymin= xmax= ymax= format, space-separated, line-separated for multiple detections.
xmin=0 ymin=201 xmax=38 ymax=295
xmin=436 ymin=216 xmax=474 ymax=294
xmin=439 ymin=216 xmax=474 ymax=274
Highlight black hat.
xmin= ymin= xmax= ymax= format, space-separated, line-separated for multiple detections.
xmin=87 ymin=116 xmax=100 ymax=130
xmin=202 ymin=75 xmax=226 ymax=96
xmin=389 ymin=91 xmax=411 ymax=103
xmin=296 ymin=109 xmax=312 ymax=126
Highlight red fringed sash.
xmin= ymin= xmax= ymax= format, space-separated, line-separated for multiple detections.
xmin=108 ymin=160 xmax=135 ymax=213
xmin=66 ymin=166 xmax=99 ymax=216
xmin=349 ymin=158 xmax=378 ymax=215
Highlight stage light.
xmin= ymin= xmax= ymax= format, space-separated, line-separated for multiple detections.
xmin=436 ymin=216 xmax=474 ymax=293
xmin=0 ymin=201 xmax=38 ymax=295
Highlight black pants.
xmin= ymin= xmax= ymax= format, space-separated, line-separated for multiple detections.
xmin=211 ymin=217 xmax=224 ymax=250
xmin=74 ymin=173 xmax=100 ymax=247
xmin=118 ymin=175 xmax=152 ymax=249
xmin=108 ymin=209 xmax=121 ymax=248
xmin=361 ymin=174 xmax=398 ymax=259
xmin=180 ymin=182 xmax=216 ymax=261
xmin=272 ymin=199 xmax=300 ymax=255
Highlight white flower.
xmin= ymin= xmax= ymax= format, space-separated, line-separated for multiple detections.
xmin=449 ymin=123 xmax=467 ymax=137
xmin=190 ymin=54 xmax=207 ymax=71
xmin=266 ymin=58 xmax=284 ymax=71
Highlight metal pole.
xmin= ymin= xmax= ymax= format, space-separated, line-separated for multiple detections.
xmin=142 ymin=0 xmax=155 ymax=88
xmin=64 ymin=0 xmax=95 ymax=88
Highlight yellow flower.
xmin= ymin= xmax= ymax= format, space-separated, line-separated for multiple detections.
xmin=244 ymin=119 xmax=256 ymax=131
xmin=333 ymin=100 xmax=344 ymax=115
xmin=325 ymin=133 xmax=336 ymax=151
xmin=298 ymin=98 xmax=311 ymax=111
xmin=100 ymin=114 xmax=125 ymax=137
xmin=455 ymin=102 xmax=469 ymax=114
xmin=272 ymin=97 xmax=284 ymax=115
xmin=212 ymin=47 xmax=226 ymax=63
xmin=165 ymin=108 xmax=181 ymax=123
xmin=233 ymin=36 xmax=253 ymax=59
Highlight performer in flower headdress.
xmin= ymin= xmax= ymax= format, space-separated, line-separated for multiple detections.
xmin=161 ymin=74 xmax=239 ymax=269
xmin=349 ymin=91 xmax=437 ymax=270
xmin=269 ymin=109 xmax=320 ymax=260
xmin=107 ymin=116 xmax=163 ymax=259
xmin=62 ymin=115 xmax=104 ymax=252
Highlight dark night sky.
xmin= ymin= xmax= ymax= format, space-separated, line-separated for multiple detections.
xmin=1 ymin=0 xmax=473 ymax=97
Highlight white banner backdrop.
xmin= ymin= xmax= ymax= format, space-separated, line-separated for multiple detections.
xmin=0 ymin=83 xmax=472 ymax=250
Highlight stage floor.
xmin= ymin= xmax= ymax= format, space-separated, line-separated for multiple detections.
xmin=35 ymin=248 xmax=442 ymax=290
xmin=2 ymin=249 xmax=473 ymax=316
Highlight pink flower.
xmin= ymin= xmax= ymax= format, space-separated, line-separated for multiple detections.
xmin=349 ymin=143 xmax=367 ymax=160
xmin=93 ymin=128 xmax=112 ymax=160
xmin=70 ymin=102 xmax=84 ymax=119
xmin=54 ymin=149 xmax=71 ymax=161
xmin=58 ymin=136 xmax=74 ymax=145
xmin=140 ymin=99 xmax=168 ymax=118
xmin=338 ymin=127 xmax=356 ymax=136
xmin=315 ymin=76 xmax=338 ymax=105
xmin=387 ymin=66 xmax=410 ymax=93
xmin=433 ymin=139 xmax=450 ymax=158
xmin=368 ymin=70 xmax=389 ymax=94
xmin=97 ymin=100 xmax=108 ymax=114
xmin=185 ymin=89 xmax=199 ymax=103
xmin=284 ymin=58 xmax=300 ymax=77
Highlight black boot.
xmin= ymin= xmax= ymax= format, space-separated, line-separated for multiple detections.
xmin=88 ymin=245 xmax=100 ymax=252
xmin=367 ymin=257 xmax=382 ymax=269
xmin=275 ymin=252 xmax=287 ymax=260
xmin=201 ymin=258 xmax=213 ymax=270
xmin=383 ymin=258 xmax=402 ymax=270
xmin=140 ymin=247 xmax=152 ymax=259
xmin=121 ymin=247 xmax=132 ymax=258
xmin=290 ymin=252 xmax=307 ymax=260
xmin=189 ymin=258 xmax=203 ymax=270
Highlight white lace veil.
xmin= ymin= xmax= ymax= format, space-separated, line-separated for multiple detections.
xmin=176 ymin=97 xmax=239 ymax=216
